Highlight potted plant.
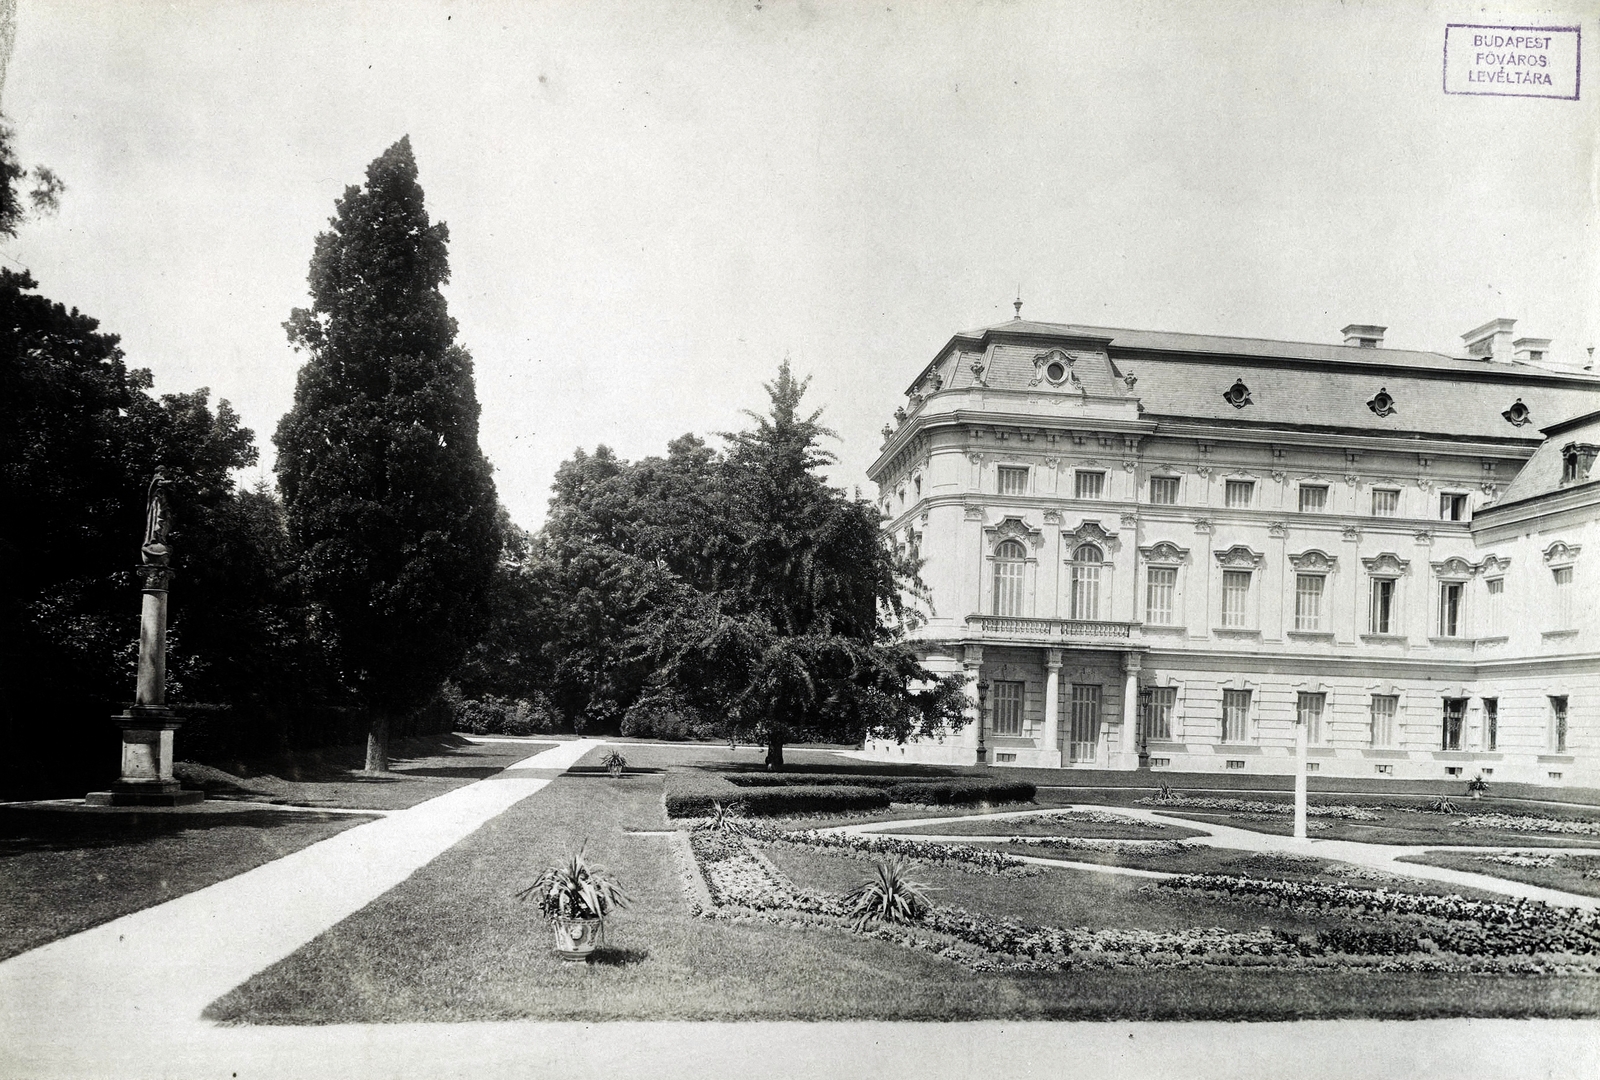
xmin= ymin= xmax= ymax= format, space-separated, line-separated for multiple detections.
xmin=516 ymin=847 xmax=629 ymax=961
xmin=1466 ymin=773 xmax=1490 ymax=800
xmin=600 ymin=748 xmax=628 ymax=779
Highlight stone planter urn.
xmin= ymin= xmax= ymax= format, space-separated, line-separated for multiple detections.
xmin=552 ymin=916 xmax=604 ymax=961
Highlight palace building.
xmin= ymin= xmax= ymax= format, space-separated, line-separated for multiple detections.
xmin=864 ymin=311 xmax=1600 ymax=787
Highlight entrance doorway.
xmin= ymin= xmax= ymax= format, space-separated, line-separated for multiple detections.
xmin=1069 ymin=684 xmax=1101 ymax=764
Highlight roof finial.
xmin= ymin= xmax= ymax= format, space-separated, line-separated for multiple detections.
xmin=1013 ymin=289 xmax=1023 ymax=320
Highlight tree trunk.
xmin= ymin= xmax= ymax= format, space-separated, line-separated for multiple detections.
xmin=765 ymin=731 xmax=785 ymax=771
xmin=365 ymin=713 xmax=391 ymax=773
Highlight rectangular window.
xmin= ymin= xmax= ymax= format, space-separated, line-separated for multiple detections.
xmin=996 ymin=466 xmax=1029 ymax=496
xmin=1375 ymin=764 xmax=1393 ymax=775
xmin=1298 ymin=484 xmax=1328 ymax=513
xmin=991 ymin=680 xmax=1024 ymax=736
xmin=1145 ymin=567 xmax=1176 ymax=625
xmin=1222 ymin=689 xmax=1251 ymax=743
xmin=1370 ymin=695 xmax=1397 ymax=747
xmin=1483 ymin=697 xmax=1498 ymax=751
xmin=1139 ymin=686 xmax=1176 ymax=742
xmin=1148 ymin=476 xmax=1179 ymax=505
xmin=1551 ymin=696 xmax=1569 ymax=753
xmin=1222 ymin=570 xmax=1251 ymax=628
xmin=1440 ymin=492 xmax=1469 ymax=521
xmin=1485 ymin=577 xmax=1504 ymax=636
xmin=1442 ymin=698 xmax=1465 ymax=751
xmin=1371 ymin=489 xmax=1399 ymax=516
xmin=1224 ymin=759 xmax=1246 ymax=770
xmin=1553 ymin=566 xmax=1574 ymax=628
xmin=1068 ymin=684 xmax=1101 ymax=763
xmin=1370 ymin=578 xmax=1396 ymax=634
xmin=1294 ymin=574 xmax=1325 ymax=631
xmin=1224 ymin=479 xmax=1255 ymax=508
xmin=1438 ymin=582 xmax=1463 ymax=637
xmin=1075 ymin=471 xmax=1105 ymax=500
xmin=1297 ymin=692 xmax=1326 ymax=744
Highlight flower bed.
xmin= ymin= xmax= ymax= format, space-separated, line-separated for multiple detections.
xmin=664 ymin=769 xmax=1035 ymax=818
xmin=1138 ymin=795 xmax=1380 ymax=821
xmin=1450 ymin=813 xmax=1600 ymax=837
xmin=1000 ymin=836 xmax=1193 ymax=858
xmin=1151 ymin=874 xmax=1600 ymax=956
xmin=683 ymin=827 xmax=1600 ymax=975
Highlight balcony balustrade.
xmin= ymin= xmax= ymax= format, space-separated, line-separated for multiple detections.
xmin=965 ymin=614 xmax=1133 ymax=642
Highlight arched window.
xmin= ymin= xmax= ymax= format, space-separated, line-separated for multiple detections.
xmin=1071 ymin=543 xmax=1103 ymax=620
xmin=992 ymin=539 xmax=1027 ymax=616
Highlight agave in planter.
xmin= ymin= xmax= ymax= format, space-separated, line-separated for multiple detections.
xmin=599 ymin=748 xmax=628 ymax=779
xmin=515 ymin=847 xmax=629 ymax=961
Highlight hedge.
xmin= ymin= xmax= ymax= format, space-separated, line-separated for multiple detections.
xmin=663 ymin=769 xmax=1035 ymax=817
xmin=886 ymin=778 xmax=1036 ymax=805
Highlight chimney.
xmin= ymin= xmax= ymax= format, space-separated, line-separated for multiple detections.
xmin=1462 ymin=318 xmax=1517 ymax=361
xmin=1341 ymin=324 xmax=1386 ymax=348
xmin=1513 ymin=337 xmax=1552 ymax=364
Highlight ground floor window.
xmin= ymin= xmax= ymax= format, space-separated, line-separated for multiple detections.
xmin=1222 ymin=689 xmax=1251 ymax=743
xmin=990 ymin=680 xmax=1024 ymax=736
xmin=1442 ymin=698 xmax=1465 ymax=751
xmin=1139 ymin=686 xmax=1176 ymax=743
xmin=1483 ymin=697 xmax=1498 ymax=751
xmin=1551 ymin=696 xmax=1569 ymax=753
xmin=1370 ymin=695 xmax=1397 ymax=747
xmin=1069 ymin=684 xmax=1101 ymax=763
xmin=1297 ymin=691 xmax=1325 ymax=744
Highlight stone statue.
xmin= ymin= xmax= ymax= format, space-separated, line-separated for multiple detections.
xmin=141 ymin=469 xmax=173 ymax=566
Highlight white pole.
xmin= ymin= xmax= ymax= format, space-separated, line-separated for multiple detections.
xmin=1293 ymin=716 xmax=1308 ymax=840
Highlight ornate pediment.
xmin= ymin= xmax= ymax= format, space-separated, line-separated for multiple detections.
xmin=985 ymin=515 xmax=1043 ymax=550
xmin=1140 ymin=541 xmax=1190 ymax=565
xmin=1288 ymin=549 xmax=1337 ymax=571
xmin=1214 ymin=544 xmax=1264 ymax=568
xmin=1544 ymin=541 xmax=1582 ymax=565
xmin=1064 ymin=519 xmax=1119 ymax=553
xmin=1031 ymin=349 xmax=1079 ymax=388
xmin=1477 ymin=553 xmax=1510 ymax=575
xmin=1431 ymin=556 xmax=1475 ymax=579
xmin=1361 ymin=552 xmax=1411 ymax=577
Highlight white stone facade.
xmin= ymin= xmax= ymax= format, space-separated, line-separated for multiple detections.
xmin=864 ymin=318 xmax=1600 ymax=786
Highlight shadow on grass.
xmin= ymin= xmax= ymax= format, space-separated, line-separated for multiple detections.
xmin=391 ymin=766 xmax=505 ymax=780
xmin=563 ymin=767 xmax=666 ymax=777
xmin=586 ymin=946 xmax=650 ymax=967
xmin=0 ymin=805 xmax=374 ymax=857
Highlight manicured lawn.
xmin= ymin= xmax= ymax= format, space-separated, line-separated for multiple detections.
xmin=176 ymin=735 xmax=553 ymax=811
xmin=205 ymin=750 xmax=1600 ymax=1023
xmin=1400 ymin=850 xmax=1600 ymax=899
xmin=891 ymin=810 xmax=1206 ymax=839
xmin=0 ymin=803 xmax=374 ymax=960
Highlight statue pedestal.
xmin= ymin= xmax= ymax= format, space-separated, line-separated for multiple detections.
xmin=85 ymin=708 xmax=203 ymax=806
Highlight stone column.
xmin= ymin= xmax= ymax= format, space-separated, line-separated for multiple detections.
xmin=1116 ymin=651 xmax=1142 ymax=770
xmin=1040 ymin=648 xmax=1063 ymax=768
xmin=1293 ymin=712 xmax=1309 ymax=840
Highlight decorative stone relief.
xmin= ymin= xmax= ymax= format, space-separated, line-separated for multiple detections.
xmin=1042 ymin=509 xmax=1063 ymax=525
xmin=1268 ymin=521 xmax=1288 ymax=539
xmin=1140 ymin=541 xmax=1190 ymax=564
xmin=1119 ymin=512 xmax=1138 ymax=528
xmin=1502 ymin=399 xmax=1532 ymax=427
xmin=1193 ymin=518 xmax=1215 ymax=535
xmin=1288 ymin=548 xmax=1337 ymax=571
xmin=1271 ymin=470 xmax=1286 ymax=483
xmin=1362 ymin=552 xmax=1411 ymax=576
xmin=985 ymin=516 xmax=1044 ymax=551
xmin=1122 ymin=459 xmax=1137 ymax=472
xmin=1222 ymin=379 xmax=1253 ymax=409
xmin=1432 ymin=555 xmax=1475 ymax=578
xmin=1475 ymin=553 xmax=1509 ymax=574
xmin=1043 ymin=456 xmax=1061 ymax=470
xmin=1544 ymin=541 xmax=1583 ymax=564
xmin=1341 ymin=525 xmax=1361 ymax=543
xmin=1214 ymin=544 xmax=1264 ymax=567
xmin=1063 ymin=519 xmax=1120 ymax=553
xmin=1413 ymin=529 xmax=1434 ymax=545
xmin=1367 ymin=388 xmax=1396 ymax=417
xmin=963 ymin=503 xmax=984 ymax=521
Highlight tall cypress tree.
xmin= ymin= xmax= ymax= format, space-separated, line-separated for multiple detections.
xmin=275 ymin=137 xmax=501 ymax=770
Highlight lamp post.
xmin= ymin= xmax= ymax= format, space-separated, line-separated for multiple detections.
xmin=1293 ymin=712 xmax=1308 ymax=840
xmin=976 ymin=679 xmax=989 ymax=766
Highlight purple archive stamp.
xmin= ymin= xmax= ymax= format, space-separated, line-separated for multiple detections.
xmin=1444 ymin=24 xmax=1580 ymax=100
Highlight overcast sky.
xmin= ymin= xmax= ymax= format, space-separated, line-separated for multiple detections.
xmin=4 ymin=0 xmax=1596 ymax=529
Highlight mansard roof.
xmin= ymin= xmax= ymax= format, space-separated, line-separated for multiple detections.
xmin=911 ymin=318 xmax=1600 ymax=444
xmin=1491 ymin=410 xmax=1600 ymax=507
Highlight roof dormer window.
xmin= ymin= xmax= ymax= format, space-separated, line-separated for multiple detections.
xmin=1562 ymin=443 xmax=1600 ymax=485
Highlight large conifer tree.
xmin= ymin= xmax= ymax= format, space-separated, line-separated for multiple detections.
xmin=275 ymin=137 xmax=501 ymax=770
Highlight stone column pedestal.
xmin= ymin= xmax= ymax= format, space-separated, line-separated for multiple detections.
xmin=87 ymin=708 xmax=204 ymax=806
xmin=1112 ymin=652 xmax=1143 ymax=770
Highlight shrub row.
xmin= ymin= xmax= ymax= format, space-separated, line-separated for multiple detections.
xmin=664 ymin=771 xmax=891 ymax=818
xmin=665 ymin=769 xmax=1034 ymax=817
